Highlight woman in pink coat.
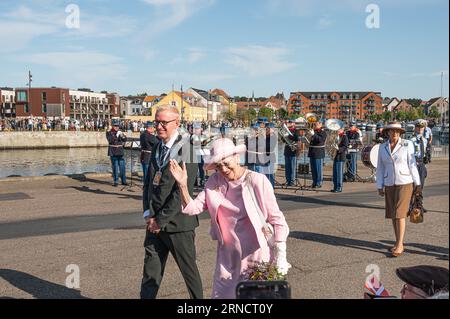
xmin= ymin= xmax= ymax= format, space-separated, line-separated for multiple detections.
xmin=169 ymin=138 xmax=290 ymax=299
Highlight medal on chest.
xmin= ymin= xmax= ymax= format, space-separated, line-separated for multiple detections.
xmin=153 ymin=171 xmax=162 ymax=186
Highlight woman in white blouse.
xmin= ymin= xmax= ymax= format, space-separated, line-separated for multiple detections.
xmin=376 ymin=122 xmax=421 ymax=257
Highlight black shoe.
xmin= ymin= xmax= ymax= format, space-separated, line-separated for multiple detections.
xmin=112 ymin=183 xmax=118 ymax=187
xmin=122 ymin=182 xmax=129 ymax=186
xmin=286 ymin=183 xmax=294 ymax=187
xmin=331 ymin=189 xmax=337 ymax=193
xmin=335 ymin=189 xmax=342 ymax=193
xmin=315 ymin=185 xmax=322 ymax=189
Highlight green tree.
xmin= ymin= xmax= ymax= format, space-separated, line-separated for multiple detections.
xmin=275 ymin=108 xmax=288 ymax=120
xmin=428 ymin=105 xmax=441 ymax=120
xmin=395 ymin=110 xmax=407 ymax=121
xmin=258 ymin=107 xmax=274 ymax=120
xmin=382 ymin=110 xmax=392 ymax=122
xmin=405 ymin=98 xmax=422 ymax=108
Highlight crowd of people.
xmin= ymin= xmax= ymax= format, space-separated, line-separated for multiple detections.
xmin=103 ymin=105 xmax=447 ymax=299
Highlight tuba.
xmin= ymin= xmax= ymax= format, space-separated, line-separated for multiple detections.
xmin=324 ymin=119 xmax=345 ymax=159
xmin=279 ymin=123 xmax=297 ymax=152
xmin=303 ymin=113 xmax=318 ymax=146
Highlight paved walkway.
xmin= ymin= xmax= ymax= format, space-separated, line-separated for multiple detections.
xmin=0 ymin=160 xmax=448 ymax=299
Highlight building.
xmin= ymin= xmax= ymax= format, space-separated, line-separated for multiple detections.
xmin=424 ymin=97 xmax=449 ymax=124
xmin=393 ymin=99 xmax=412 ymax=113
xmin=151 ymin=90 xmax=207 ymax=121
xmin=288 ymin=91 xmax=383 ymax=122
xmin=142 ymin=95 xmax=163 ymax=116
xmin=187 ymin=88 xmax=223 ymax=121
xmin=0 ymin=87 xmax=15 ymax=118
xmin=120 ymin=96 xmax=145 ymax=116
xmin=15 ymin=87 xmax=70 ymax=119
xmin=69 ymin=89 xmax=120 ymax=121
xmin=211 ymin=88 xmax=237 ymax=116
xmin=384 ymin=97 xmax=401 ymax=112
xmin=264 ymin=92 xmax=287 ymax=111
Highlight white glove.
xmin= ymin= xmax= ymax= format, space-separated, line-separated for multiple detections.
xmin=116 ymin=131 xmax=122 ymax=137
xmin=274 ymin=242 xmax=291 ymax=275
xmin=309 ymin=129 xmax=315 ymax=136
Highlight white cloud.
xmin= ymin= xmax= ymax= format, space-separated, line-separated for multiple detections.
xmin=158 ymin=71 xmax=235 ymax=83
xmin=171 ymin=48 xmax=207 ymax=64
xmin=16 ymin=51 xmax=128 ymax=88
xmin=138 ymin=0 xmax=214 ymax=41
xmin=317 ymin=16 xmax=334 ymax=30
xmin=225 ymin=45 xmax=297 ymax=77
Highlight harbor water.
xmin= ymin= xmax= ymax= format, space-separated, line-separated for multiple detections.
xmin=0 ymin=131 xmax=448 ymax=179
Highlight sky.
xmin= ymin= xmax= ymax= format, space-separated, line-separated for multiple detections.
xmin=0 ymin=0 xmax=448 ymax=100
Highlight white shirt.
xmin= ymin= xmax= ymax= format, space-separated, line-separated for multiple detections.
xmin=143 ymin=130 xmax=180 ymax=219
xmin=376 ymin=138 xmax=421 ymax=189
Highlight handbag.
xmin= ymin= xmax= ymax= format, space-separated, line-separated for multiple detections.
xmin=245 ymin=173 xmax=275 ymax=248
xmin=409 ymin=186 xmax=424 ymax=224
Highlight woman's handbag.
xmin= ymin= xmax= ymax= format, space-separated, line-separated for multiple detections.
xmin=409 ymin=186 xmax=424 ymax=224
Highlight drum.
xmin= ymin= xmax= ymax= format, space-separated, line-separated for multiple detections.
xmin=361 ymin=144 xmax=380 ymax=169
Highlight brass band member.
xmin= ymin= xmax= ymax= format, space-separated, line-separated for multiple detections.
xmin=332 ymin=129 xmax=349 ymax=193
xmin=106 ymin=119 xmax=127 ymax=186
xmin=308 ymin=122 xmax=327 ymax=189
xmin=284 ymin=120 xmax=300 ymax=186
xmin=345 ymin=125 xmax=363 ymax=182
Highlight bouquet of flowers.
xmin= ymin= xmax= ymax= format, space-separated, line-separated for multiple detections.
xmin=242 ymin=261 xmax=287 ymax=281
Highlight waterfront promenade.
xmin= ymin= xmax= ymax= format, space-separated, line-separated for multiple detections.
xmin=0 ymin=160 xmax=448 ymax=299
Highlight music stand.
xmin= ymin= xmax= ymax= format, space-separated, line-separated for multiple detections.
xmin=294 ymin=137 xmax=316 ymax=194
xmin=121 ymin=137 xmax=140 ymax=192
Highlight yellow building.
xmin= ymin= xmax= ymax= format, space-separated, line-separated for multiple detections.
xmin=150 ymin=91 xmax=207 ymax=121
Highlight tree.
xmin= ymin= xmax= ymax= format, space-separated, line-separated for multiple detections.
xmin=258 ymin=107 xmax=273 ymax=120
xmin=382 ymin=110 xmax=392 ymax=122
xmin=405 ymin=98 xmax=422 ymax=108
xmin=428 ymin=105 xmax=441 ymax=120
xmin=221 ymin=111 xmax=234 ymax=122
xmin=395 ymin=110 xmax=407 ymax=121
xmin=275 ymin=108 xmax=288 ymax=120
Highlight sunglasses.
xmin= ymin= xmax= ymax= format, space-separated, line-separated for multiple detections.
xmin=153 ymin=119 xmax=177 ymax=128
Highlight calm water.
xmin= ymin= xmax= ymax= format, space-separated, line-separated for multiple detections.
xmin=0 ymin=131 xmax=447 ymax=179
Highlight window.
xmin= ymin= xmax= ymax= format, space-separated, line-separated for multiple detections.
xmin=323 ymin=94 xmax=327 ymax=99
xmin=41 ymin=92 xmax=47 ymax=101
xmin=311 ymin=94 xmax=315 ymax=100
xmin=17 ymin=91 xmax=27 ymax=102
xmin=24 ymin=104 xmax=29 ymax=113
xmin=355 ymin=94 xmax=359 ymax=99
xmin=42 ymin=103 xmax=47 ymax=113
xmin=317 ymin=94 xmax=321 ymax=99
xmin=171 ymin=101 xmax=176 ymax=107
xmin=343 ymin=94 xmax=347 ymax=99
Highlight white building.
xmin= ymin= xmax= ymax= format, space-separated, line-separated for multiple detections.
xmin=120 ymin=96 xmax=144 ymax=116
xmin=0 ymin=87 xmax=15 ymax=118
xmin=69 ymin=89 xmax=116 ymax=120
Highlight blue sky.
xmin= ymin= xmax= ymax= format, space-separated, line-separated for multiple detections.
xmin=0 ymin=0 xmax=448 ymax=100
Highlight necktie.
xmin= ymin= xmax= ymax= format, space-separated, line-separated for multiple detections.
xmin=419 ymin=136 xmax=424 ymax=160
xmin=160 ymin=144 xmax=169 ymax=163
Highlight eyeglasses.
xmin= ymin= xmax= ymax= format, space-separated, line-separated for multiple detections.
xmin=153 ymin=119 xmax=177 ymax=128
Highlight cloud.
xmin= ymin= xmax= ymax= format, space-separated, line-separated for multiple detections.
xmin=16 ymin=51 xmax=128 ymax=89
xmin=171 ymin=48 xmax=207 ymax=64
xmin=158 ymin=71 xmax=235 ymax=84
xmin=317 ymin=16 xmax=334 ymax=30
xmin=225 ymin=45 xmax=297 ymax=77
xmin=138 ymin=0 xmax=214 ymax=41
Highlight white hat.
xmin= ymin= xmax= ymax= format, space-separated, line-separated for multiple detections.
xmin=384 ymin=121 xmax=405 ymax=133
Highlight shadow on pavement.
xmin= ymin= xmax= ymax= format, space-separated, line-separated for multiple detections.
xmin=289 ymin=231 xmax=391 ymax=256
xmin=278 ymin=195 xmax=384 ymax=210
xmin=380 ymin=240 xmax=449 ymax=260
xmin=70 ymin=186 xmax=142 ymax=200
xmin=0 ymin=269 xmax=89 ymax=299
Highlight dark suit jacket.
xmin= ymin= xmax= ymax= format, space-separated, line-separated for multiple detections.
xmin=106 ymin=130 xmax=127 ymax=157
xmin=308 ymin=129 xmax=327 ymax=159
xmin=334 ymin=134 xmax=349 ymax=162
xmin=140 ymin=131 xmax=159 ymax=164
xmin=143 ymin=134 xmax=199 ymax=233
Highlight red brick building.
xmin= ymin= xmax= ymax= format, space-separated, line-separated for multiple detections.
xmin=288 ymin=91 xmax=383 ymax=122
xmin=15 ymin=87 xmax=71 ymax=119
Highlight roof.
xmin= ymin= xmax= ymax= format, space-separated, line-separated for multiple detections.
xmin=211 ymin=88 xmax=230 ymax=98
xmin=426 ymin=97 xmax=442 ymax=105
xmin=144 ymin=95 xmax=159 ymax=103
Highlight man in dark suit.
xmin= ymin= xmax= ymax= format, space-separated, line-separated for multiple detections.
xmin=332 ymin=129 xmax=349 ymax=193
xmin=140 ymin=105 xmax=203 ymax=299
xmin=140 ymin=121 xmax=159 ymax=183
xmin=307 ymin=122 xmax=327 ymax=188
xmin=106 ymin=119 xmax=127 ymax=187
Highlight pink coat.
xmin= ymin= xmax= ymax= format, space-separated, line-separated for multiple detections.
xmin=183 ymin=171 xmax=290 ymax=249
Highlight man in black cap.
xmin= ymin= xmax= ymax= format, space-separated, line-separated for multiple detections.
xmin=106 ymin=119 xmax=127 ymax=186
xmin=397 ymin=265 xmax=449 ymax=299
xmin=140 ymin=121 xmax=159 ymax=183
